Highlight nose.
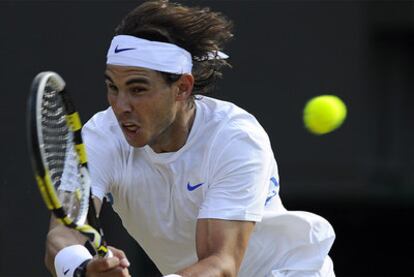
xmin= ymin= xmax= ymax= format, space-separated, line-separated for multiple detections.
xmin=110 ymin=91 xmax=132 ymax=114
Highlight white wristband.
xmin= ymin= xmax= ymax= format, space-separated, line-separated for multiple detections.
xmin=163 ymin=275 xmax=183 ymax=277
xmin=54 ymin=244 xmax=93 ymax=277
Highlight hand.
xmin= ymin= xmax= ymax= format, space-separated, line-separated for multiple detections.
xmin=86 ymin=246 xmax=131 ymax=277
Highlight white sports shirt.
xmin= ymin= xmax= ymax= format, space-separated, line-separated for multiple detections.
xmin=83 ymin=96 xmax=335 ymax=276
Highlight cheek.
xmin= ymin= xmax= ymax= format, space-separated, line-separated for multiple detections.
xmin=107 ymin=92 xmax=119 ymax=108
xmin=141 ymin=95 xmax=174 ymax=127
xmin=107 ymin=93 xmax=114 ymax=105
xmin=138 ymin=101 xmax=161 ymax=125
xmin=157 ymin=99 xmax=177 ymax=127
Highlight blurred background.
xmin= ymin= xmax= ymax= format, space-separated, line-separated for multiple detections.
xmin=1 ymin=0 xmax=413 ymax=276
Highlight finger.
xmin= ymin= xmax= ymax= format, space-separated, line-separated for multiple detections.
xmin=109 ymin=266 xmax=131 ymax=277
xmin=107 ymin=246 xmax=126 ymax=259
xmin=119 ymin=258 xmax=130 ymax=268
xmin=107 ymin=246 xmax=130 ymax=268
xmin=87 ymin=256 xmax=120 ymax=272
xmin=92 ymin=266 xmax=131 ymax=277
xmin=120 ymin=267 xmax=131 ymax=277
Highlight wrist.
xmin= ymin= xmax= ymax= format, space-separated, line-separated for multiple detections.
xmin=54 ymin=244 xmax=93 ymax=277
xmin=73 ymin=258 xmax=92 ymax=277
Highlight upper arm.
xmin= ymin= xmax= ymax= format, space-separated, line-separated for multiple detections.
xmin=190 ymin=119 xmax=275 ymax=275
xmin=195 ymin=218 xmax=255 ymax=275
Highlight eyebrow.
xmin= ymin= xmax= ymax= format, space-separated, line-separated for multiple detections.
xmin=125 ymin=78 xmax=150 ymax=86
xmin=104 ymin=73 xmax=114 ymax=83
xmin=104 ymin=73 xmax=150 ymax=86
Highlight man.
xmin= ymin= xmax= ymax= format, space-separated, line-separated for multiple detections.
xmin=46 ymin=1 xmax=336 ymax=276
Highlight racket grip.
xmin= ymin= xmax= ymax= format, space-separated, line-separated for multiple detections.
xmin=84 ymin=240 xmax=113 ymax=258
xmin=84 ymin=240 xmax=97 ymax=256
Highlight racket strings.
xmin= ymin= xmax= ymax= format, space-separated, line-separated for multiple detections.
xmin=40 ymin=83 xmax=84 ymax=223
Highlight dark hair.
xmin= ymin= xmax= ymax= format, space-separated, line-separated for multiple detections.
xmin=114 ymin=0 xmax=233 ymax=95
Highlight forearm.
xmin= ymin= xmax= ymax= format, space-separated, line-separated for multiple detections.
xmin=45 ymin=224 xmax=87 ymax=275
xmin=176 ymin=254 xmax=237 ymax=277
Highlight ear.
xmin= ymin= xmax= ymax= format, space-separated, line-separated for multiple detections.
xmin=176 ymin=74 xmax=194 ymax=101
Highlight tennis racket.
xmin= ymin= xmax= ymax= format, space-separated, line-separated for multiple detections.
xmin=27 ymin=71 xmax=109 ymax=257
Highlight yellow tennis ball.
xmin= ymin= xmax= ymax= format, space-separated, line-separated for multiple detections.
xmin=303 ymin=95 xmax=347 ymax=135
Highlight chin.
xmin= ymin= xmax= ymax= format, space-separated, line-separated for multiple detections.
xmin=127 ymin=140 xmax=147 ymax=148
xmin=123 ymin=135 xmax=148 ymax=148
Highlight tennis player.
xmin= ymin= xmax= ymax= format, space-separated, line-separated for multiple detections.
xmin=45 ymin=1 xmax=336 ymax=276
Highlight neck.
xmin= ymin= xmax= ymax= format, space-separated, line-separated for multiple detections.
xmin=150 ymin=100 xmax=196 ymax=153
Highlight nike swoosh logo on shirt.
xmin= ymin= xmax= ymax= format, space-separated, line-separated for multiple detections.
xmin=187 ymin=182 xmax=204 ymax=191
xmin=63 ymin=268 xmax=70 ymax=275
xmin=114 ymin=45 xmax=136 ymax=53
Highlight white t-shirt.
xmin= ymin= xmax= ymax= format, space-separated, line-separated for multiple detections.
xmin=83 ymin=96 xmax=335 ymax=276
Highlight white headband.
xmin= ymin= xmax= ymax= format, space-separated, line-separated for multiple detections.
xmin=106 ymin=35 xmax=228 ymax=74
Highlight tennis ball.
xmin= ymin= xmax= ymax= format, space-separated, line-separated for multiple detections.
xmin=303 ymin=95 xmax=347 ymax=135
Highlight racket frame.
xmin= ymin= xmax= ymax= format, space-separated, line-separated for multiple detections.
xmin=27 ymin=71 xmax=108 ymax=256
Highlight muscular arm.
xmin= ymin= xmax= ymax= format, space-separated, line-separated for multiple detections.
xmin=177 ymin=219 xmax=255 ymax=277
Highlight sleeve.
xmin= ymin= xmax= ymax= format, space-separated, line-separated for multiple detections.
xmin=198 ymin=119 xmax=275 ymax=222
xmin=82 ymin=112 xmax=120 ymax=201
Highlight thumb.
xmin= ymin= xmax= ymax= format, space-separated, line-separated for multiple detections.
xmin=108 ymin=246 xmax=130 ymax=268
xmin=87 ymin=256 xmax=120 ymax=273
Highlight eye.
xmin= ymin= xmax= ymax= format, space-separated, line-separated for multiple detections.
xmin=130 ymin=87 xmax=146 ymax=94
xmin=106 ymin=82 xmax=118 ymax=92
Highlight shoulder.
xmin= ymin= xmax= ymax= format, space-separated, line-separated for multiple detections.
xmin=197 ymin=96 xmax=271 ymax=151
xmin=196 ymin=97 xmax=274 ymax=175
xmin=83 ymin=108 xmax=123 ymax=142
xmin=82 ymin=108 xmax=128 ymax=198
xmin=196 ymin=96 xmax=245 ymax=123
xmin=83 ymin=107 xmax=118 ymax=135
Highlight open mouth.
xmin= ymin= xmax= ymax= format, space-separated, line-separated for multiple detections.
xmin=123 ymin=123 xmax=138 ymax=132
xmin=121 ymin=122 xmax=141 ymax=138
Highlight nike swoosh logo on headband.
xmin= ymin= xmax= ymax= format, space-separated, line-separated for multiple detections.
xmin=114 ymin=45 xmax=136 ymax=53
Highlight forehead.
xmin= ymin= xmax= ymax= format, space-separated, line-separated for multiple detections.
xmin=105 ymin=64 xmax=161 ymax=81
